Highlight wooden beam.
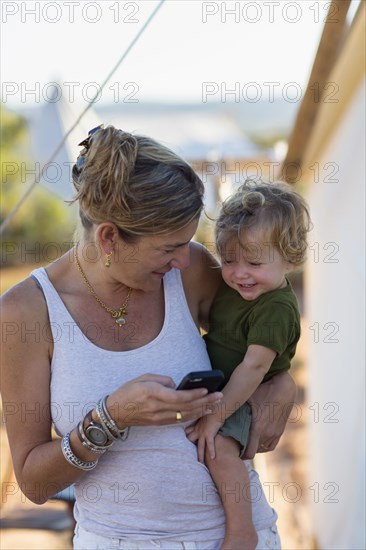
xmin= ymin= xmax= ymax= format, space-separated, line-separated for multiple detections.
xmin=280 ymin=0 xmax=351 ymax=184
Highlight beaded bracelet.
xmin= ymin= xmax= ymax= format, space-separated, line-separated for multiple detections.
xmin=99 ymin=396 xmax=129 ymax=441
xmin=61 ymin=432 xmax=98 ymax=471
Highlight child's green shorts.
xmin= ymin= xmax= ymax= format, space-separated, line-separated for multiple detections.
xmin=218 ymin=402 xmax=252 ymax=458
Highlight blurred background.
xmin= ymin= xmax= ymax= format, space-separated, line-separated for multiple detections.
xmin=1 ymin=1 xmax=365 ymax=548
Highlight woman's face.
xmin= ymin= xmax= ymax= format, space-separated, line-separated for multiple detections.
xmin=113 ymin=218 xmax=199 ymax=291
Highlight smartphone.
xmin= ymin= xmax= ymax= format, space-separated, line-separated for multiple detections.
xmin=176 ymin=370 xmax=225 ymax=393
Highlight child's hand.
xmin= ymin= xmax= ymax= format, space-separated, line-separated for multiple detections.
xmin=185 ymin=415 xmax=223 ymax=462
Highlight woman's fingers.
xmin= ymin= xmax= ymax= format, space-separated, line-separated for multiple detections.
xmin=177 ymin=395 xmax=222 ymax=423
xmin=149 ymin=397 xmax=219 ymax=426
xmin=137 ymin=373 xmax=176 ymax=388
xmin=171 ymin=390 xmax=223 ymax=413
xmin=261 ymin=436 xmax=280 ymax=452
xmin=127 ymin=377 xmax=223 ymax=409
xmin=149 ymin=384 xmax=223 ymax=415
xmin=109 ymin=378 xmax=223 ymax=427
xmin=242 ymin=428 xmax=259 ymax=459
xmin=243 ymin=433 xmax=278 ymax=458
xmin=155 ymin=388 xmax=208 ymax=407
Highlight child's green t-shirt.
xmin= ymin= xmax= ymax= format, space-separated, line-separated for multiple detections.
xmin=204 ymin=280 xmax=301 ymax=383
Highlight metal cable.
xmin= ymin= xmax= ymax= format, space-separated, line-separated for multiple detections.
xmin=0 ymin=0 xmax=165 ymax=235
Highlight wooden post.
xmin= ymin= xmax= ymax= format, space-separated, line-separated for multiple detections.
xmin=280 ymin=0 xmax=351 ymax=184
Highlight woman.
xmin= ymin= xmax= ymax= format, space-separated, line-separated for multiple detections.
xmin=1 ymin=126 xmax=295 ymax=549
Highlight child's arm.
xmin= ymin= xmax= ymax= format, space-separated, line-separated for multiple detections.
xmin=187 ymin=344 xmax=276 ymax=461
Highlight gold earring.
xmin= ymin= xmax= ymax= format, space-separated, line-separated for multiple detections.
xmin=105 ymin=252 xmax=112 ymax=268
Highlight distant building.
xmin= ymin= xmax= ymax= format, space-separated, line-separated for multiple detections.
xmin=97 ymin=102 xmax=279 ymax=213
xmin=20 ymin=93 xmax=292 ymax=206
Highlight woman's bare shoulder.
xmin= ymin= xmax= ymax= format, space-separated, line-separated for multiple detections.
xmin=1 ymin=275 xmax=52 ymax=394
xmin=184 ymin=241 xmax=220 ymax=283
xmin=182 ymin=242 xmax=222 ymax=328
xmin=1 ymin=276 xmax=49 ymax=324
xmin=189 ymin=240 xmax=220 ymax=268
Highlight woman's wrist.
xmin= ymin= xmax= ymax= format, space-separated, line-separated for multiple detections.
xmin=68 ymin=427 xmax=103 ymax=463
xmin=105 ymin=394 xmax=129 ymax=431
xmin=66 ymin=398 xmax=122 ymax=464
xmin=97 ymin=396 xmax=129 ymax=440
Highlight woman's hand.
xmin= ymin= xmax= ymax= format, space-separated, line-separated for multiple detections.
xmin=107 ymin=374 xmax=223 ymax=429
xmin=243 ymin=371 xmax=297 ymax=459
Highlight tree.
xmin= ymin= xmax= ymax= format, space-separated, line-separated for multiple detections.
xmin=1 ymin=106 xmax=77 ymax=266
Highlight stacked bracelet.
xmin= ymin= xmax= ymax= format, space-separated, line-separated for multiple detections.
xmin=77 ymin=421 xmax=109 ymax=454
xmin=97 ymin=396 xmax=129 ymax=441
xmin=81 ymin=409 xmax=115 ymax=450
xmin=96 ymin=399 xmax=119 ymax=441
xmin=61 ymin=432 xmax=98 ymax=471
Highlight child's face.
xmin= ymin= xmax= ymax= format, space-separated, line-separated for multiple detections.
xmin=219 ymin=232 xmax=293 ymax=301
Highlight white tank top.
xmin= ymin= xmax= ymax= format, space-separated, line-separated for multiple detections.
xmin=31 ymin=267 xmax=277 ymax=541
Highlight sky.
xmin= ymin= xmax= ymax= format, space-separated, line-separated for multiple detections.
xmin=1 ymin=0 xmax=361 ymax=110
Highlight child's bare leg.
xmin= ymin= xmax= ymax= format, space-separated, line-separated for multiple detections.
xmin=205 ymin=434 xmax=258 ymax=550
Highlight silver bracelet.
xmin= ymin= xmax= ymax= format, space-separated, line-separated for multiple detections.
xmin=99 ymin=396 xmax=129 ymax=441
xmin=61 ymin=432 xmax=99 ymax=471
xmin=77 ymin=421 xmax=108 ymax=454
xmin=96 ymin=399 xmax=119 ymax=441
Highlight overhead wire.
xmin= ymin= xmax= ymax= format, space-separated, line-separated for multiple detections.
xmin=0 ymin=0 xmax=166 ymax=235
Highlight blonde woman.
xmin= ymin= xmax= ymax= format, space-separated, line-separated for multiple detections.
xmin=1 ymin=126 xmax=294 ymax=549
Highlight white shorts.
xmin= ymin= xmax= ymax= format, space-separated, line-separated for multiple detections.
xmin=73 ymin=524 xmax=281 ymax=550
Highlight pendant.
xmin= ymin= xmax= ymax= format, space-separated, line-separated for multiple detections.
xmin=115 ymin=316 xmax=126 ymax=326
xmin=112 ymin=308 xmax=127 ymax=327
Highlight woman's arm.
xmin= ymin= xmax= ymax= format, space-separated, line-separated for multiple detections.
xmin=243 ymin=371 xmax=297 ymax=459
xmin=182 ymin=241 xmax=221 ymax=329
xmin=1 ymin=278 xmax=222 ymax=504
xmin=0 ymin=279 xmax=89 ymax=504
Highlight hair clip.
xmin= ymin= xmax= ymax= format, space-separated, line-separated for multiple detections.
xmin=76 ymin=124 xmax=104 ymax=171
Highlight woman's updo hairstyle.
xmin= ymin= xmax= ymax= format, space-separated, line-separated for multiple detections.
xmin=216 ymin=179 xmax=312 ymax=266
xmin=72 ymin=125 xmax=204 ymax=240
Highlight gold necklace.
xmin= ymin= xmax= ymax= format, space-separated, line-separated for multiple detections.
xmin=75 ymin=248 xmax=133 ymax=327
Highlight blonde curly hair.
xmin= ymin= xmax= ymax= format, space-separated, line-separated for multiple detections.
xmin=216 ymin=180 xmax=312 ymax=266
